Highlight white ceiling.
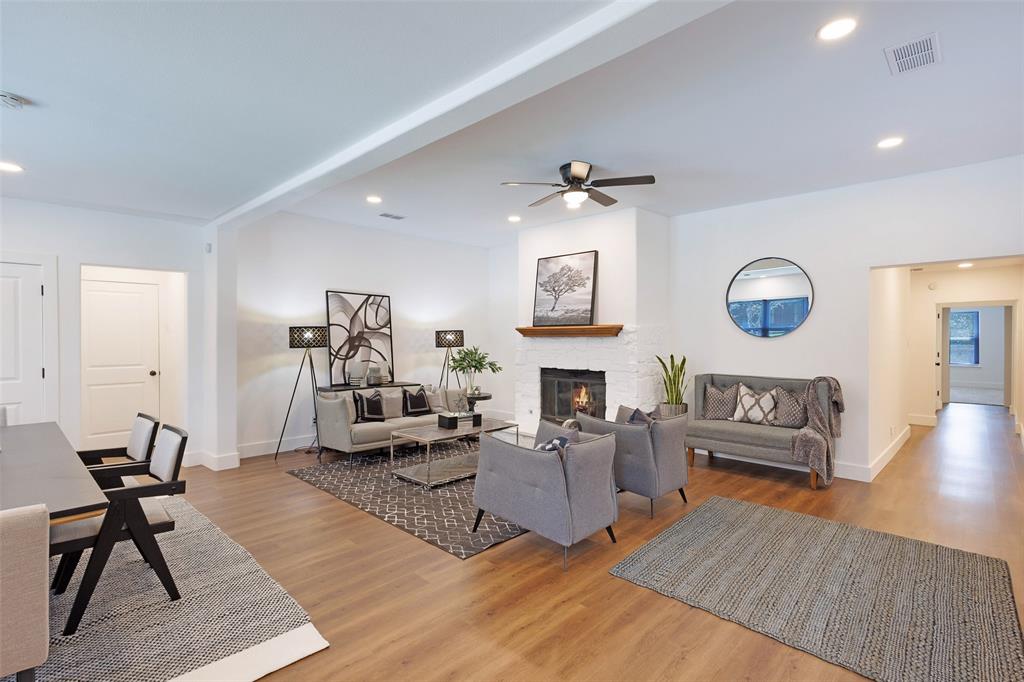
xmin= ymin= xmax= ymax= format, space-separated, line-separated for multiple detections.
xmin=0 ymin=0 xmax=609 ymax=222
xmin=289 ymin=1 xmax=1024 ymax=246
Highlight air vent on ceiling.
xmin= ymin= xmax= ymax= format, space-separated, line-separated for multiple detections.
xmin=885 ymin=33 xmax=941 ymax=75
xmin=378 ymin=212 xmax=406 ymax=220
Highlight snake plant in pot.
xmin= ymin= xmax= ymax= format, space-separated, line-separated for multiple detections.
xmin=656 ymin=354 xmax=689 ymax=417
xmin=449 ymin=346 xmax=503 ymax=395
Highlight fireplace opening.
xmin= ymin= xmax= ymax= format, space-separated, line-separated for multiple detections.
xmin=540 ymin=368 xmax=606 ymax=424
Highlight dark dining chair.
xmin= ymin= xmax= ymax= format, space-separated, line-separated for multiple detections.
xmin=50 ymin=424 xmax=188 ymax=635
xmin=77 ymin=412 xmax=159 ymax=466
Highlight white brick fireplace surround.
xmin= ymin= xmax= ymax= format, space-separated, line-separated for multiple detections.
xmin=514 ymin=325 xmax=668 ymax=435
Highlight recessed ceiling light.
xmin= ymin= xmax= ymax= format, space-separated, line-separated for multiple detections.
xmin=0 ymin=161 xmax=24 ymax=173
xmin=958 ymin=262 xmax=973 ymax=269
xmin=817 ymin=17 xmax=857 ymax=41
xmin=365 ymin=195 xmax=382 ymax=204
xmin=877 ymin=136 xmax=904 ymax=149
xmin=507 ymin=215 xmax=521 ymax=223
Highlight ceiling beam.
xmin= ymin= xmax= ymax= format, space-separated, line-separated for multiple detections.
xmin=206 ymin=0 xmax=729 ymax=230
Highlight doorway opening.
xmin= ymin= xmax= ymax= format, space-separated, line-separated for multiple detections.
xmin=944 ymin=305 xmax=1010 ymax=406
xmin=80 ymin=265 xmax=188 ymax=450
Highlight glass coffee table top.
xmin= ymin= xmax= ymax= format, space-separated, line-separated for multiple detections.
xmin=390 ymin=419 xmax=518 ymax=487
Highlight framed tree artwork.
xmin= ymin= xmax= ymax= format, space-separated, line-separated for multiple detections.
xmin=532 ymin=250 xmax=598 ymax=326
xmin=325 ymin=290 xmax=394 ymax=385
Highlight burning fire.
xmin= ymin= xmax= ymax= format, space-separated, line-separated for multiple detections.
xmin=573 ymin=384 xmax=592 ymax=414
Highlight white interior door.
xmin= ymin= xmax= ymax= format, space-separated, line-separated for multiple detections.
xmin=0 ymin=262 xmax=45 ymax=425
xmin=81 ymin=279 xmax=160 ymax=449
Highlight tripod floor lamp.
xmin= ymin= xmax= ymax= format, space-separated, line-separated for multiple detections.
xmin=275 ymin=325 xmax=329 ymax=461
xmin=435 ymin=329 xmax=464 ymax=389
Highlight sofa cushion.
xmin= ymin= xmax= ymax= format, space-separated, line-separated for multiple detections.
xmin=704 ymin=383 xmax=738 ymax=420
xmin=425 ymin=388 xmax=446 ymax=413
xmin=389 ymin=415 xmax=436 ymax=429
xmin=771 ymin=386 xmax=808 ymax=428
xmin=380 ymin=388 xmax=405 ymax=419
xmin=733 ymin=383 xmax=776 ymax=425
xmin=688 ymin=418 xmax=796 ymax=450
xmin=403 ymin=387 xmax=431 ymax=416
xmin=350 ymin=420 xmax=395 ymax=445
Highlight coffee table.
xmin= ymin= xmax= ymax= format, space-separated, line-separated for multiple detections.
xmin=390 ymin=418 xmax=518 ymax=487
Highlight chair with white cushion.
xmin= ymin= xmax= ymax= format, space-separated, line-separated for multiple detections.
xmin=77 ymin=412 xmax=159 ymax=466
xmin=50 ymin=424 xmax=188 ymax=635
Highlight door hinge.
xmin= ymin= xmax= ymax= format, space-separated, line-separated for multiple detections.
xmin=936 ymin=390 xmax=940 ymax=397
xmin=42 ymin=367 xmax=45 ymax=379
xmin=40 ymin=284 xmax=44 ymax=296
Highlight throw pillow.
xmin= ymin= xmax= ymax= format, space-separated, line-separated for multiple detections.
xmin=535 ymin=436 xmax=570 ymax=459
xmin=403 ymin=387 xmax=431 ymax=416
xmin=615 ymin=405 xmax=634 ymax=424
xmin=381 ymin=389 xmax=404 ymax=419
xmin=771 ymin=386 xmax=808 ymax=428
xmin=354 ymin=390 xmax=386 ymax=423
xmin=703 ymin=383 xmax=739 ymax=420
xmin=733 ymin=383 xmax=777 ymax=425
xmin=444 ymin=387 xmax=469 ymax=413
xmin=627 ymin=408 xmax=655 ymax=425
xmin=424 ymin=388 xmax=446 ymax=413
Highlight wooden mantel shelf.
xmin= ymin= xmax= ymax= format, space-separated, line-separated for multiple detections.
xmin=515 ymin=324 xmax=623 ymax=338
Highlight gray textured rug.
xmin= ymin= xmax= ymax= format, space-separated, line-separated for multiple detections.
xmin=611 ymin=496 xmax=1024 ymax=682
xmin=5 ymin=497 xmax=318 ymax=682
xmin=289 ymin=439 xmax=525 ymax=559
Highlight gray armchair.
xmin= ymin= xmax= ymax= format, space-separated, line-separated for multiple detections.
xmin=472 ymin=425 xmax=618 ymax=568
xmin=575 ymin=412 xmax=689 ymax=517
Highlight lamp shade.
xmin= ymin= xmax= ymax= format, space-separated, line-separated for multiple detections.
xmin=289 ymin=326 xmax=328 ymax=349
xmin=434 ymin=329 xmax=464 ymax=348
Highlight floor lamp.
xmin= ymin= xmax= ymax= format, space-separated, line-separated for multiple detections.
xmin=275 ymin=325 xmax=329 ymax=461
xmin=435 ymin=329 xmax=464 ymax=389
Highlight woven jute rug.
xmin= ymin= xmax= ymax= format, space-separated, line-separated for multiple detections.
xmin=289 ymin=439 xmax=525 ymax=559
xmin=4 ymin=497 xmax=326 ymax=682
xmin=611 ymin=496 xmax=1024 ymax=682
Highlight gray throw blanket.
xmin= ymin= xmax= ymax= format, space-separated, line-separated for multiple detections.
xmin=791 ymin=376 xmax=844 ymax=485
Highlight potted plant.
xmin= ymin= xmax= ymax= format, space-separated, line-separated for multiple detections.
xmin=450 ymin=346 xmax=503 ymax=395
xmin=656 ymin=354 xmax=689 ymax=417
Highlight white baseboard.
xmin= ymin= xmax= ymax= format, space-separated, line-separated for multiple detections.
xmin=908 ymin=413 xmax=937 ymax=427
xmin=182 ymin=450 xmax=240 ymax=471
xmin=868 ymin=425 xmax=911 ymax=480
xmin=238 ymin=435 xmax=314 ymax=459
xmin=699 ymin=450 xmax=872 ymax=483
xmin=949 ymin=380 xmax=1004 ymax=390
xmin=481 ymin=408 xmax=515 ymax=421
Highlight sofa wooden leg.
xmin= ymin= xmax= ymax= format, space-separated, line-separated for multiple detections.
xmin=810 ymin=470 xmax=818 ymax=490
xmin=686 ymin=447 xmax=695 ymax=467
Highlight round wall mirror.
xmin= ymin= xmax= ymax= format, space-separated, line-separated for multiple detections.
xmin=726 ymin=257 xmax=813 ymax=337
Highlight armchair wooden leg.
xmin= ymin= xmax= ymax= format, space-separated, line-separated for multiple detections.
xmin=649 ymin=498 xmax=655 ymax=519
xmin=605 ymin=526 xmax=617 ymax=543
xmin=563 ymin=546 xmax=568 ymax=571
xmin=707 ymin=450 xmax=714 ymax=462
xmin=471 ymin=508 xmax=484 ymax=533
xmin=16 ymin=668 xmax=35 ymax=682
xmin=63 ymin=505 xmax=123 ymax=635
xmin=678 ymin=488 xmax=688 ymax=503
xmin=52 ymin=550 xmax=83 ymax=594
xmin=124 ymin=502 xmax=179 ymax=601
xmin=810 ymin=470 xmax=818 ymax=490
xmin=687 ymin=447 xmax=695 ymax=467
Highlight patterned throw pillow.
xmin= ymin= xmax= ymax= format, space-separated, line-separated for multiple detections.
xmin=354 ymin=390 xmax=386 ymax=423
xmin=733 ymin=383 xmax=777 ymax=425
xmin=402 ymin=387 xmax=431 ymax=416
xmin=771 ymin=386 xmax=808 ymax=428
xmin=703 ymin=383 xmax=739 ymax=420
xmin=627 ymin=408 xmax=656 ymax=425
xmin=535 ymin=436 xmax=571 ymax=459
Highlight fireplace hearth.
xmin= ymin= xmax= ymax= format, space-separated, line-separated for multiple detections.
xmin=540 ymin=368 xmax=606 ymax=424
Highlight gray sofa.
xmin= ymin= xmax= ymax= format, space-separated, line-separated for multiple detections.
xmin=316 ymin=386 xmax=467 ymax=457
xmin=687 ymin=373 xmax=829 ymax=489
xmin=575 ymin=411 xmax=689 ymax=517
xmin=472 ymin=421 xmax=618 ymax=568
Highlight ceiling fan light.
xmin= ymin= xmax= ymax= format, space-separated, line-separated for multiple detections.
xmin=563 ymin=190 xmax=588 ymax=205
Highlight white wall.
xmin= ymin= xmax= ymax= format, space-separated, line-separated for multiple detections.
xmin=669 ymin=156 xmax=1024 ymax=481
xmin=0 ymin=198 xmax=209 ymax=455
xmin=486 ymin=243 xmax=518 ymax=419
xmin=235 ymin=211 xmax=493 ymax=456
xmin=868 ymin=266 xmax=911 ymax=474
xmin=907 ymin=265 xmax=1023 ymax=423
xmin=949 ymin=306 xmax=1005 ymax=390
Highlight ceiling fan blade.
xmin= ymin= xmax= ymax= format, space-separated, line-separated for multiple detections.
xmin=529 ymin=191 xmax=563 ymax=207
xmin=501 ymin=181 xmax=563 ymax=187
xmin=589 ymin=175 xmax=656 ymax=188
xmin=587 ymin=188 xmax=617 ymax=207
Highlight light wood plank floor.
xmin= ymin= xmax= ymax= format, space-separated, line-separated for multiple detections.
xmin=181 ymin=403 xmax=1023 ymax=681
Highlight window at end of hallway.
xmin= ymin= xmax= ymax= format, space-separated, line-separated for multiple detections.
xmin=949 ymin=310 xmax=980 ymax=366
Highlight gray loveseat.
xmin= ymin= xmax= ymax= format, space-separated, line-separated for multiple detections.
xmin=686 ymin=373 xmax=829 ymax=489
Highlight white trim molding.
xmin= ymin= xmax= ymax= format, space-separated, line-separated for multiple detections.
xmin=908 ymin=413 xmax=938 ymax=427
xmin=183 ymin=450 xmax=240 ymax=471
xmin=868 ymin=425 xmax=912 ymax=480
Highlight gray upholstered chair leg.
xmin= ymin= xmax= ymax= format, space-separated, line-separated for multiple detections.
xmin=605 ymin=526 xmax=616 ymax=543
xmin=679 ymin=488 xmax=688 ymax=503
xmin=471 ymin=508 xmax=484 ymax=533
xmin=650 ymin=498 xmax=655 ymax=519
xmin=562 ymin=546 xmax=568 ymax=571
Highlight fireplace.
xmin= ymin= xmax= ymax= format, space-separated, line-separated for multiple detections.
xmin=540 ymin=368 xmax=606 ymax=424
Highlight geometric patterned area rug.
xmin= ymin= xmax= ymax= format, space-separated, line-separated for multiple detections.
xmin=288 ymin=440 xmax=525 ymax=559
xmin=611 ymin=496 xmax=1024 ymax=682
xmin=3 ymin=498 xmax=327 ymax=682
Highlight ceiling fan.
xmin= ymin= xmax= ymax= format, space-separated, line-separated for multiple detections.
xmin=501 ymin=160 xmax=655 ymax=208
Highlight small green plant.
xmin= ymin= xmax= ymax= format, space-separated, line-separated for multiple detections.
xmin=656 ymin=354 xmax=689 ymax=405
xmin=450 ymin=346 xmax=503 ymax=393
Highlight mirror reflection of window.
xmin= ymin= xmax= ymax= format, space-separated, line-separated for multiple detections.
xmin=726 ymin=258 xmax=813 ymax=338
